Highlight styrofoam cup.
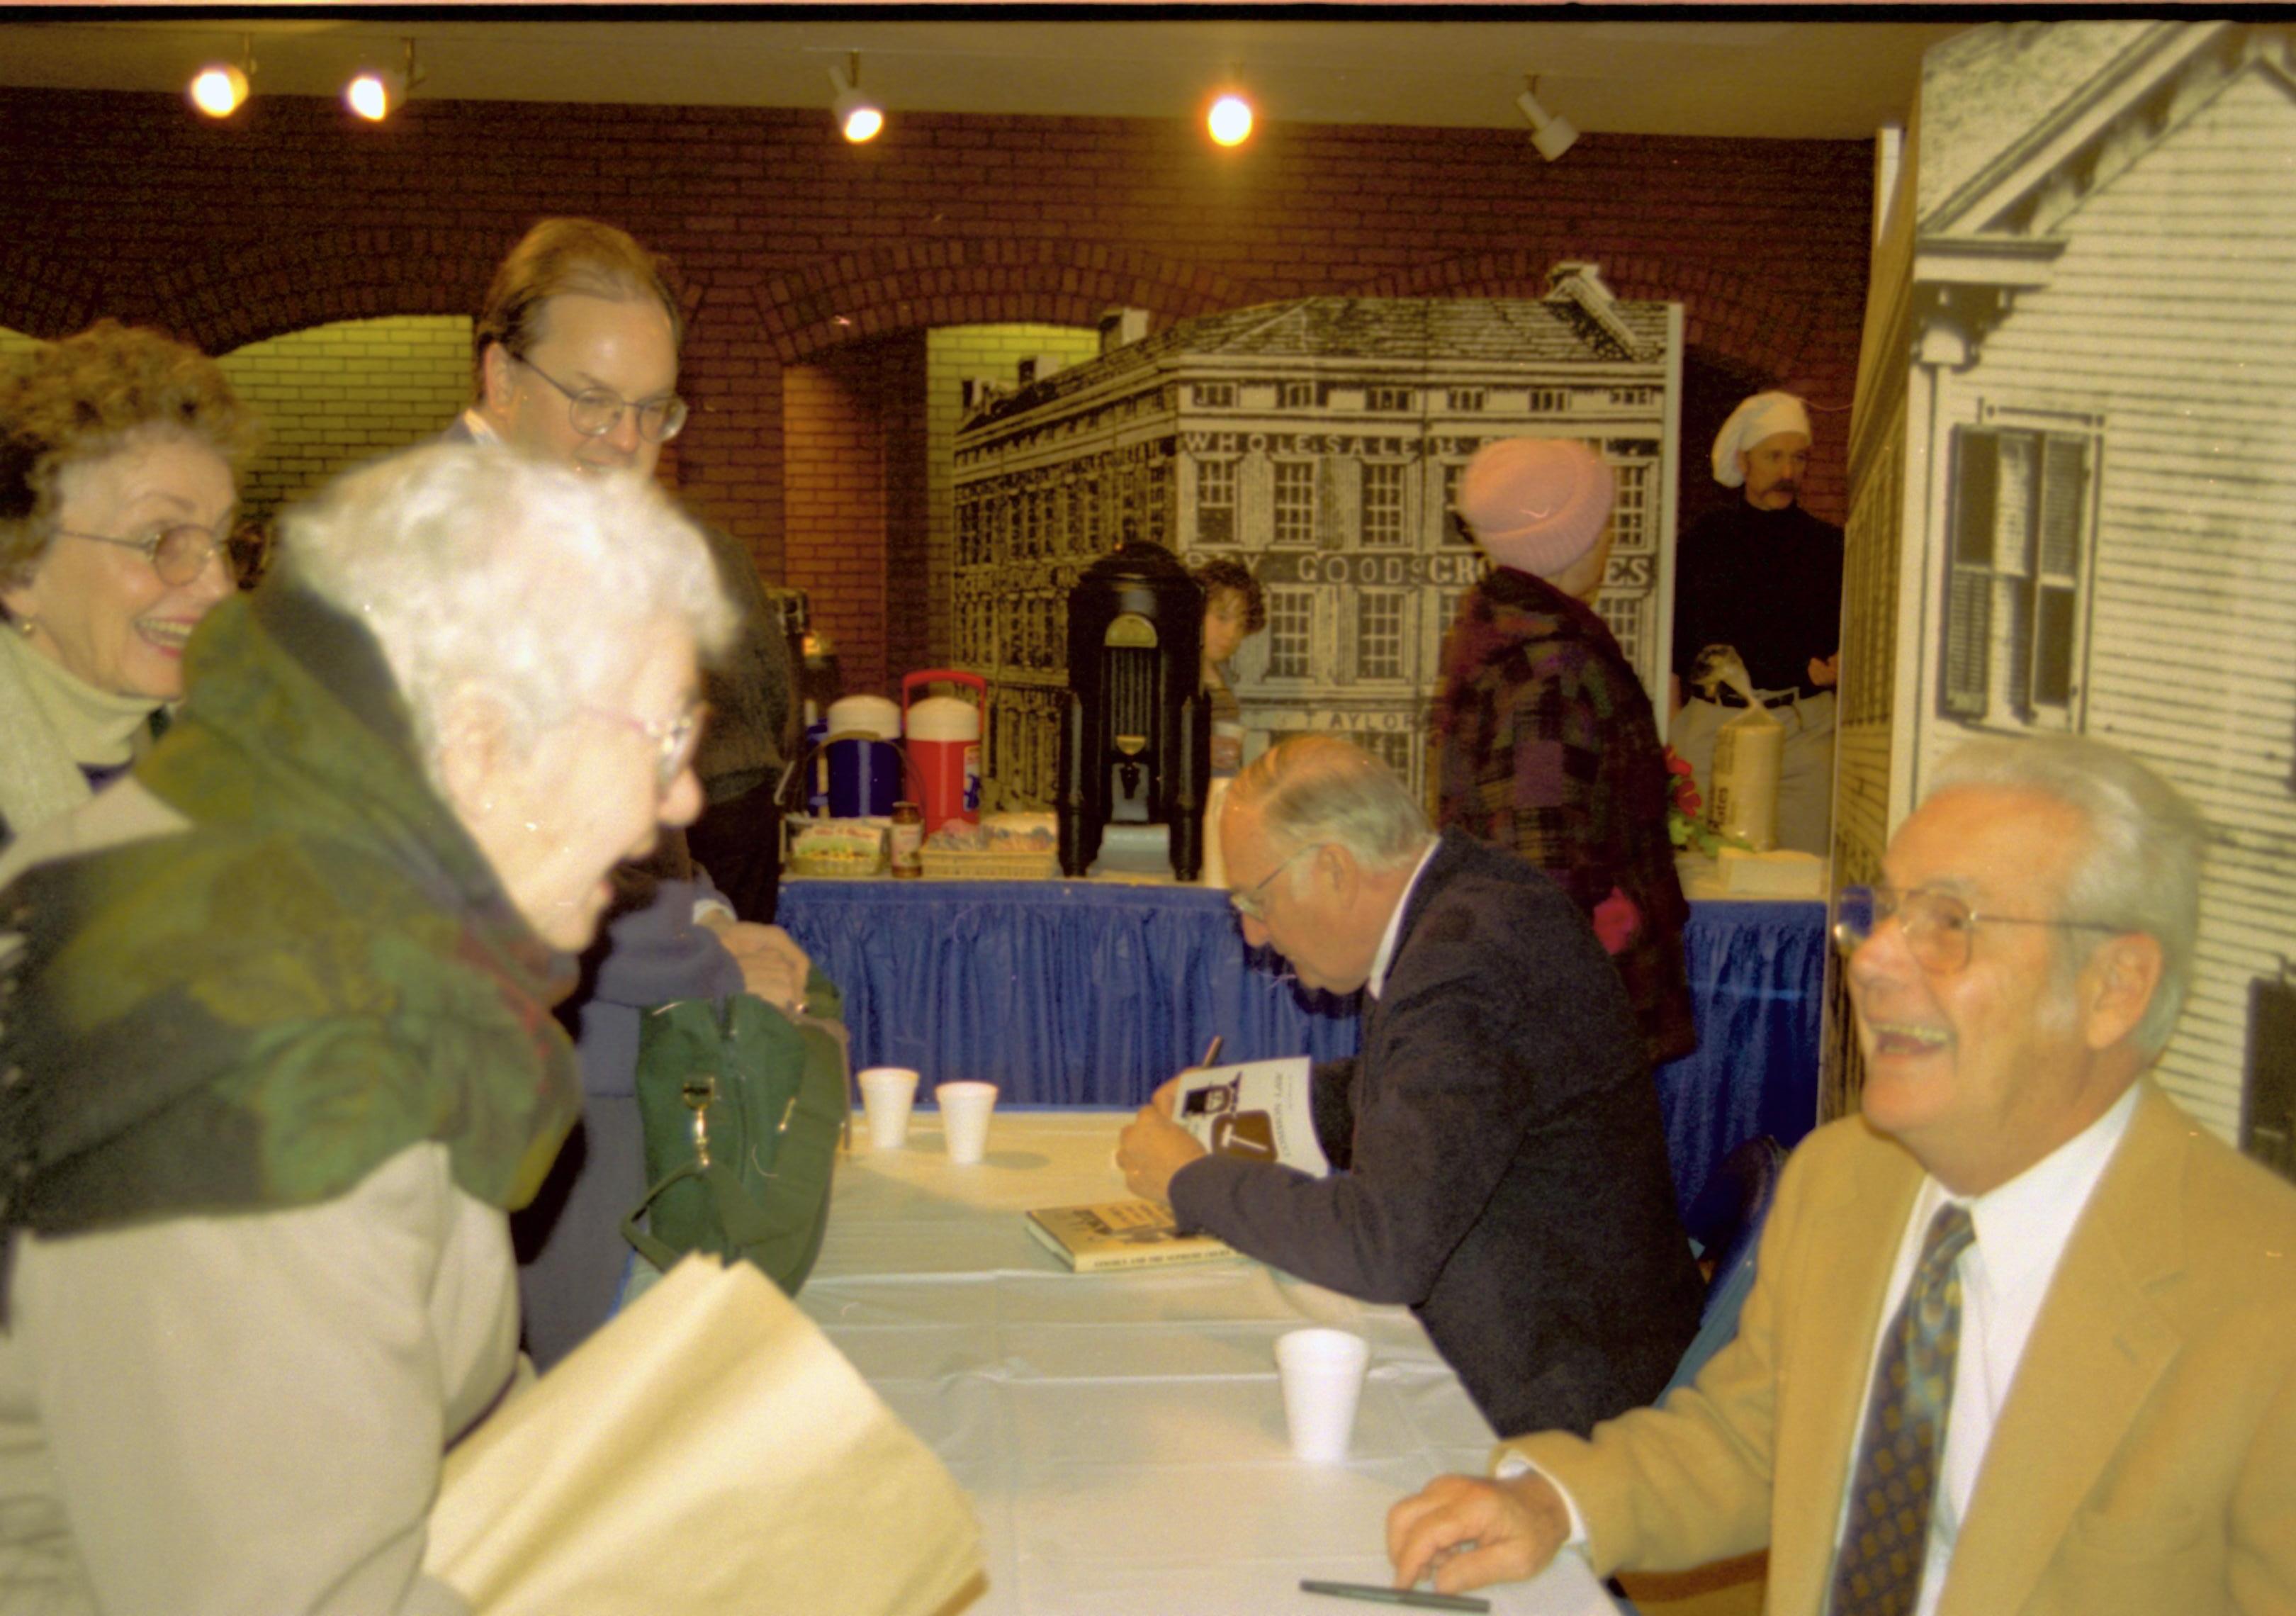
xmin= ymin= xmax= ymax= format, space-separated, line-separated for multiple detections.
xmin=1276 ymin=1328 xmax=1370 ymax=1463
xmin=859 ymin=1067 xmax=920 ymax=1149
xmin=935 ymin=1080 xmax=998 ymax=1165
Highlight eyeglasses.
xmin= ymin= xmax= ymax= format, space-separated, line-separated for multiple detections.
xmin=587 ymin=699 xmax=709 ymax=791
xmin=1832 ymin=883 xmax=2125 ymax=975
xmin=1229 ymin=843 xmax=1324 ymax=922
xmin=514 ymin=354 xmax=688 ymax=444
xmin=55 ymin=518 xmax=238 ymax=587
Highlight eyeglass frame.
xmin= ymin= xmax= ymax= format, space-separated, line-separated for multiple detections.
xmin=52 ymin=516 xmax=242 ymax=588
xmin=1229 ymin=841 xmax=1327 ymax=923
xmin=585 ymin=698 xmax=710 ymax=792
xmin=1831 ymin=882 xmax=2127 ymax=975
xmin=512 ymin=352 xmax=689 ymax=444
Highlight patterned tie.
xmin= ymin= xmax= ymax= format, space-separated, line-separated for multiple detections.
xmin=1828 ymin=1203 xmax=1978 ymax=1616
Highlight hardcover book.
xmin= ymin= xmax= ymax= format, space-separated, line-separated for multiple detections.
xmin=1025 ymin=1199 xmax=1240 ymax=1273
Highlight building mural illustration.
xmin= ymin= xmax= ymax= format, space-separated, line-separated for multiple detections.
xmin=1838 ymin=18 xmax=2296 ymax=1174
xmin=950 ymin=267 xmax=1684 ymax=807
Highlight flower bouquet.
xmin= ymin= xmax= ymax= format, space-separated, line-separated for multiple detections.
xmin=1665 ymin=748 xmax=1742 ymax=859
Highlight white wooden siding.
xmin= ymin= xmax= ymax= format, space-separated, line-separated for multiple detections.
xmin=1910 ymin=61 xmax=2296 ymax=1140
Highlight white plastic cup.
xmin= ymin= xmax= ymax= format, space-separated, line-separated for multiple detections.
xmin=859 ymin=1067 xmax=920 ymax=1150
xmin=935 ymin=1080 xmax=999 ymax=1165
xmin=1276 ymin=1328 xmax=1370 ymax=1463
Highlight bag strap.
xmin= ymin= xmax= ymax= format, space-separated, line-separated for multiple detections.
xmin=622 ymin=1155 xmax=800 ymax=1274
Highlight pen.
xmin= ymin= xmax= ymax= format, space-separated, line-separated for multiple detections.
xmin=1200 ymin=1036 xmax=1224 ymax=1068
xmin=1298 ymin=1579 xmax=1490 ymax=1613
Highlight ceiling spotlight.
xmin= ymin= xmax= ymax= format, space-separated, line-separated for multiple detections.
xmin=347 ymin=38 xmax=426 ymax=123
xmin=828 ymin=52 xmax=883 ymax=143
xmin=1516 ymin=77 xmax=1577 ymax=163
xmin=188 ymin=35 xmax=254 ymax=118
xmin=1208 ymin=89 xmax=1254 ymax=148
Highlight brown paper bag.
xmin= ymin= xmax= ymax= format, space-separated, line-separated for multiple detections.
xmin=424 ymin=1255 xmax=983 ymax=1616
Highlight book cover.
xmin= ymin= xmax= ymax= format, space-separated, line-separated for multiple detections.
xmin=1025 ymin=1199 xmax=1240 ymax=1273
xmin=1171 ymin=1055 xmax=1330 ymax=1176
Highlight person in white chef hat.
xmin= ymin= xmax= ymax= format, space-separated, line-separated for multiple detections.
xmin=1666 ymin=390 xmax=1844 ymax=855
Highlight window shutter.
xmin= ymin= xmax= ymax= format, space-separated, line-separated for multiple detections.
xmin=1941 ymin=428 xmax=1998 ymax=717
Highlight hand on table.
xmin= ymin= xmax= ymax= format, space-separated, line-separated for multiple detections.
xmin=1115 ymin=1099 xmax=1207 ymax=1206
xmin=1387 ymin=1471 xmax=1573 ymax=1595
xmin=699 ymin=914 xmax=812 ymax=1014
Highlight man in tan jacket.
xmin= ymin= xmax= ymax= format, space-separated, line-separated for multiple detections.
xmin=1388 ymin=733 xmax=2296 ymax=1615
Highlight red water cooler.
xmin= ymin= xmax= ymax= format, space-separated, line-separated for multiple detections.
xmin=901 ymin=670 xmax=985 ymax=836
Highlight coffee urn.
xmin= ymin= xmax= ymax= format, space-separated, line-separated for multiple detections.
xmin=1057 ymin=541 xmax=1212 ymax=880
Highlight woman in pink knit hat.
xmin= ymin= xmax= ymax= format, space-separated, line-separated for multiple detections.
xmin=1431 ymin=437 xmax=1695 ymax=1069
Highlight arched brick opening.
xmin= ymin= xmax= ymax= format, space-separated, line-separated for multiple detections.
xmin=138 ymin=228 xmax=510 ymax=357
xmin=0 ymin=242 xmax=109 ymax=341
xmin=754 ymin=241 xmax=1274 ymax=365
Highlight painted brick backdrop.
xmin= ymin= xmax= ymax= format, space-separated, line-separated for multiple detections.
xmin=0 ymin=86 xmax=1874 ymax=695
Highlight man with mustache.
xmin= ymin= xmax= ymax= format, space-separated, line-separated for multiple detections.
xmin=1665 ymin=391 xmax=1843 ymax=854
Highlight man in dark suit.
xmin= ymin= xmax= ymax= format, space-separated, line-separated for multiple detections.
xmin=449 ymin=218 xmax=806 ymax=1365
xmin=1117 ymin=736 xmax=1702 ymax=1438
xmin=1386 ymin=735 xmax=2296 ymax=1615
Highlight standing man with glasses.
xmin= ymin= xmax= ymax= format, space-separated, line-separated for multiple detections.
xmin=1389 ymin=734 xmax=2296 ymax=1615
xmin=1116 ymin=736 xmax=1702 ymax=1440
xmin=453 ymin=217 xmax=807 ymax=1366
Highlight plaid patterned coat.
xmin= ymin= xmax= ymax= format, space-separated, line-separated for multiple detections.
xmin=1432 ymin=566 xmax=1696 ymax=1067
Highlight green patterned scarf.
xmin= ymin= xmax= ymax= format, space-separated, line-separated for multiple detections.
xmin=0 ymin=584 xmax=580 ymax=1235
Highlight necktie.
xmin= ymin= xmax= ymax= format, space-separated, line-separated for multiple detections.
xmin=1828 ymin=1203 xmax=1977 ymax=1616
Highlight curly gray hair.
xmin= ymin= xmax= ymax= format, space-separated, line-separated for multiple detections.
xmin=275 ymin=442 xmax=735 ymax=774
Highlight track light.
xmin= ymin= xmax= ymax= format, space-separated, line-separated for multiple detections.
xmin=1208 ymin=90 xmax=1254 ymax=147
xmin=188 ymin=35 xmax=254 ymax=118
xmin=828 ymin=52 xmax=883 ymax=143
xmin=1516 ymin=77 xmax=1577 ymax=163
xmin=347 ymin=38 xmax=425 ymax=123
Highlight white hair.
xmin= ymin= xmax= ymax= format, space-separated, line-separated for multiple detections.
xmin=1925 ymin=734 xmax=2207 ymax=1056
xmin=275 ymin=442 xmax=736 ymax=768
xmin=1230 ymin=735 xmax=1433 ymax=881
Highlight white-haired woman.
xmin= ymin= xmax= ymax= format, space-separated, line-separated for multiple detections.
xmin=0 ymin=442 xmax=733 ymax=1613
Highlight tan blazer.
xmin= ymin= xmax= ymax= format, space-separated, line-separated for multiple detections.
xmin=1504 ymin=1079 xmax=2296 ymax=1615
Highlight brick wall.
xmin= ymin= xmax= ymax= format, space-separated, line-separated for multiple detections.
xmin=218 ymin=315 xmax=471 ymax=522
xmin=783 ymin=349 xmax=891 ymax=696
xmin=0 ymin=86 xmax=1874 ymax=619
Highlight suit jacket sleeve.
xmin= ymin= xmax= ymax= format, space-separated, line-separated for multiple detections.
xmin=1495 ymin=1130 xmax=1821 ymax=1578
xmin=1171 ymin=875 xmax=1636 ymax=1308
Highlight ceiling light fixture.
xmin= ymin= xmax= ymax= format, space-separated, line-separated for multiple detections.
xmin=1516 ymin=76 xmax=1578 ymax=163
xmin=828 ymin=52 xmax=883 ymax=143
xmin=1207 ymin=70 xmax=1254 ymax=148
xmin=346 ymin=38 xmax=426 ymax=123
xmin=188 ymin=34 xmax=255 ymax=119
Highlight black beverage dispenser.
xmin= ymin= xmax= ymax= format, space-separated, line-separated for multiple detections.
xmin=1057 ymin=541 xmax=1212 ymax=880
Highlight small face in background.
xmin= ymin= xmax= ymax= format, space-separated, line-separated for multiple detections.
xmin=1203 ymin=588 xmax=1251 ymax=664
xmin=2 ymin=428 xmax=239 ymax=701
xmin=1739 ymin=431 xmax=1811 ymax=512
xmin=456 ymin=620 xmax=704 ymax=952
xmin=482 ymin=292 xmax=680 ymax=481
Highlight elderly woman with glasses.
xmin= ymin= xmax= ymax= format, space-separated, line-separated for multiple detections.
xmin=0 ymin=441 xmax=732 ymax=1613
xmin=0 ymin=320 xmax=258 ymax=855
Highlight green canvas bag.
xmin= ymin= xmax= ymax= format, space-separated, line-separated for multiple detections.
xmin=622 ymin=969 xmax=848 ymax=1296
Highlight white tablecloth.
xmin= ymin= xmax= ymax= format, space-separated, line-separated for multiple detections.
xmin=799 ymin=1109 xmax=1619 ymax=1616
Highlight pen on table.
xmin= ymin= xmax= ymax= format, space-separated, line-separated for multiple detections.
xmin=1199 ymin=1036 xmax=1224 ymax=1068
xmin=1298 ymin=1579 xmax=1491 ymax=1613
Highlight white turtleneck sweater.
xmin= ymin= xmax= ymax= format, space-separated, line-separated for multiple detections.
xmin=0 ymin=628 xmax=163 ymax=851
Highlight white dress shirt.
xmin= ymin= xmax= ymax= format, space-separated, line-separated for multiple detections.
xmin=1363 ymin=839 xmax=1441 ymax=1001
xmin=1852 ymin=1080 xmax=2139 ymax=1616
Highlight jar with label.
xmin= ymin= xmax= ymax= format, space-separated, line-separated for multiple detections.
xmin=889 ymin=801 xmax=924 ymax=878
